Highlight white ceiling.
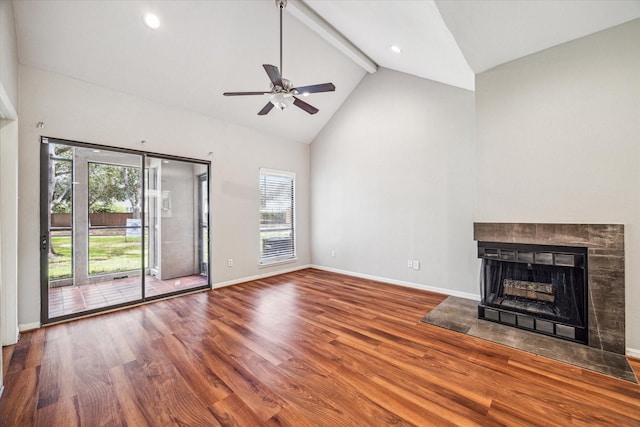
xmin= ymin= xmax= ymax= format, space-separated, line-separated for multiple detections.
xmin=12 ymin=0 xmax=640 ymax=144
xmin=306 ymin=0 xmax=475 ymax=90
xmin=435 ymin=0 xmax=640 ymax=73
xmin=13 ymin=1 xmax=367 ymax=144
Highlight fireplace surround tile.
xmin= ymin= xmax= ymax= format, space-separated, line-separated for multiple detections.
xmin=511 ymin=223 xmax=537 ymax=240
xmin=589 ymin=252 xmax=625 ymax=272
xmin=474 ymin=223 xmax=625 ymax=355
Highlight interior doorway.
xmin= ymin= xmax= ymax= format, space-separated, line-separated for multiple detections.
xmin=40 ymin=138 xmax=210 ymax=323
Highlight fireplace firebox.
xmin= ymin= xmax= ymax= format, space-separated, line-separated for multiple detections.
xmin=477 ymin=241 xmax=588 ymax=345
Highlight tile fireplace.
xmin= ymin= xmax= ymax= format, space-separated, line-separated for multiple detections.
xmin=474 ymin=223 xmax=625 ymax=355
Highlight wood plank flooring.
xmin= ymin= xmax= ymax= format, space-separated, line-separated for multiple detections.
xmin=1 ymin=268 xmax=639 ymax=426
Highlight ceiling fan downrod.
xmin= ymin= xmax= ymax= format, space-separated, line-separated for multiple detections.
xmin=277 ymin=0 xmax=286 ymax=79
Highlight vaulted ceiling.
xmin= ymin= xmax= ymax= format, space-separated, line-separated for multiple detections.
xmin=12 ymin=0 xmax=640 ymax=143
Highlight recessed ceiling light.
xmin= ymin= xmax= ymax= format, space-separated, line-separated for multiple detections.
xmin=143 ymin=13 xmax=160 ymax=29
xmin=390 ymin=45 xmax=403 ymax=54
xmin=302 ymin=92 xmax=310 ymax=97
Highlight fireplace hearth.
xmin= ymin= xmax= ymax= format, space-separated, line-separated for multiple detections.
xmin=477 ymin=242 xmax=588 ymax=344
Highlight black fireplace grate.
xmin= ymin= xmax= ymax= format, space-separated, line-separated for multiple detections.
xmin=477 ymin=241 xmax=588 ymax=345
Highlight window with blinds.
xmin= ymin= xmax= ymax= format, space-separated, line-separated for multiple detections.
xmin=259 ymin=169 xmax=295 ymax=264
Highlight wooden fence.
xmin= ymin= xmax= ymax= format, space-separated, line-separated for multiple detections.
xmin=51 ymin=212 xmax=134 ymax=227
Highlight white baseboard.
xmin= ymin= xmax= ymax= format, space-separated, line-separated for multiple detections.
xmin=18 ymin=322 xmax=41 ymax=332
xmin=309 ymin=265 xmax=481 ymax=301
xmin=212 ymin=264 xmax=312 ymax=289
xmin=627 ymin=347 xmax=640 ymax=359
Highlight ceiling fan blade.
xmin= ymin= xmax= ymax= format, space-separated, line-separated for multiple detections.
xmin=293 ymin=97 xmax=319 ymax=115
xmin=293 ymin=83 xmax=335 ymax=95
xmin=223 ymin=91 xmax=270 ymax=96
xmin=263 ymin=64 xmax=284 ymax=88
xmin=258 ymin=102 xmax=275 ymax=116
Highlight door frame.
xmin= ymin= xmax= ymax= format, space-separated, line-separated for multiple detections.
xmin=197 ymin=173 xmax=210 ymax=277
xmin=40 ymin=136 xmax=211 ymax=324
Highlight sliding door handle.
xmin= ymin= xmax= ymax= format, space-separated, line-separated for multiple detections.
xmin=41 ymin=235 xmax=48 ymax=250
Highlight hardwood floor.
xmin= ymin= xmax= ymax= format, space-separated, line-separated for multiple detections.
xmin=1 ymin=268 xmax=639 ymax=426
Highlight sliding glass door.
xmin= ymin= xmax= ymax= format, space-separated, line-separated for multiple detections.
xmin=145 ymin=156 xmax=209 ymax=297
xmin=41 ymin=138 xmax=210 ymax=323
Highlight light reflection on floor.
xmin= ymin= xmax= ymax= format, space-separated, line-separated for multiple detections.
xmin=254 ymin=282 xmax=297 ymax=336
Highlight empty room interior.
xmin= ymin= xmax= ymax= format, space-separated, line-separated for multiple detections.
xmin=1 ymin=0 xmax=640 ymax=425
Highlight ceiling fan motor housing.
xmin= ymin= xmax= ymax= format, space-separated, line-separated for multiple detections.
xmin=272 ymin=79 xmax=294 ymax=93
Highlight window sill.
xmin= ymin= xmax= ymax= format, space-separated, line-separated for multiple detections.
xmin=258 ymin=258 xmax=298 ymax=269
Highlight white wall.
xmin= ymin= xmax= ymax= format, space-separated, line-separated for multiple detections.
xmin=0 ymin=0 xmax=20 ymax=327
xmin=17 ymin=65 xmax=311 ymax=328
xmin=0 ymin=0 xmax=21 ymax=395
xmin=311 ymin=68 xmax=477 ymax=298
xmin=0 ymin=119 xmax=19 ymax=344
xmin=0 ymin=0 xmax=19 ymax=111
xmin=476 ymin=20 xmax=640 ymax=353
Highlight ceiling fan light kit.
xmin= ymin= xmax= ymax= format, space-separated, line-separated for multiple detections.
xmin=270 ymin=92 xmax=294 ymax=111
xmin=223 ymin=0 xmax=335 ymax=115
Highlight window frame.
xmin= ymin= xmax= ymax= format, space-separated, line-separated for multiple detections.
xmin=258 ymin=168 xmax=296 ymax=266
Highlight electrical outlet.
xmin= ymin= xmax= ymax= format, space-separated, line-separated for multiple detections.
xmin=408 ymin=260 xmax=413 ymax=268
xmin=227 ymin=258 xmax=233 ymax=267
xmin=413 ymin=260 xmax=420 ymax=270
xmin=331 ymin=250 xmax=335 ymax=257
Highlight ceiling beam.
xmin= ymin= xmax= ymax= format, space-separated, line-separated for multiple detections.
xmin=287 ymin=0 xmax=378 ymax=74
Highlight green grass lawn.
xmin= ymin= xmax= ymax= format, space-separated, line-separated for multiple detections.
xmin=259 ymin=230 xmax=293 ymax=257
xmin=49 ymin=235 xmax=143 ymax=280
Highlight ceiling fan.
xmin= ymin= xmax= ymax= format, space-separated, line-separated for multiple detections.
xmin=223 ymin=0 xmax=335 ymax=115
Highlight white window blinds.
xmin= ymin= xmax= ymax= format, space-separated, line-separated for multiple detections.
xmin=259 ymin=169 xmax=295 ymax=264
